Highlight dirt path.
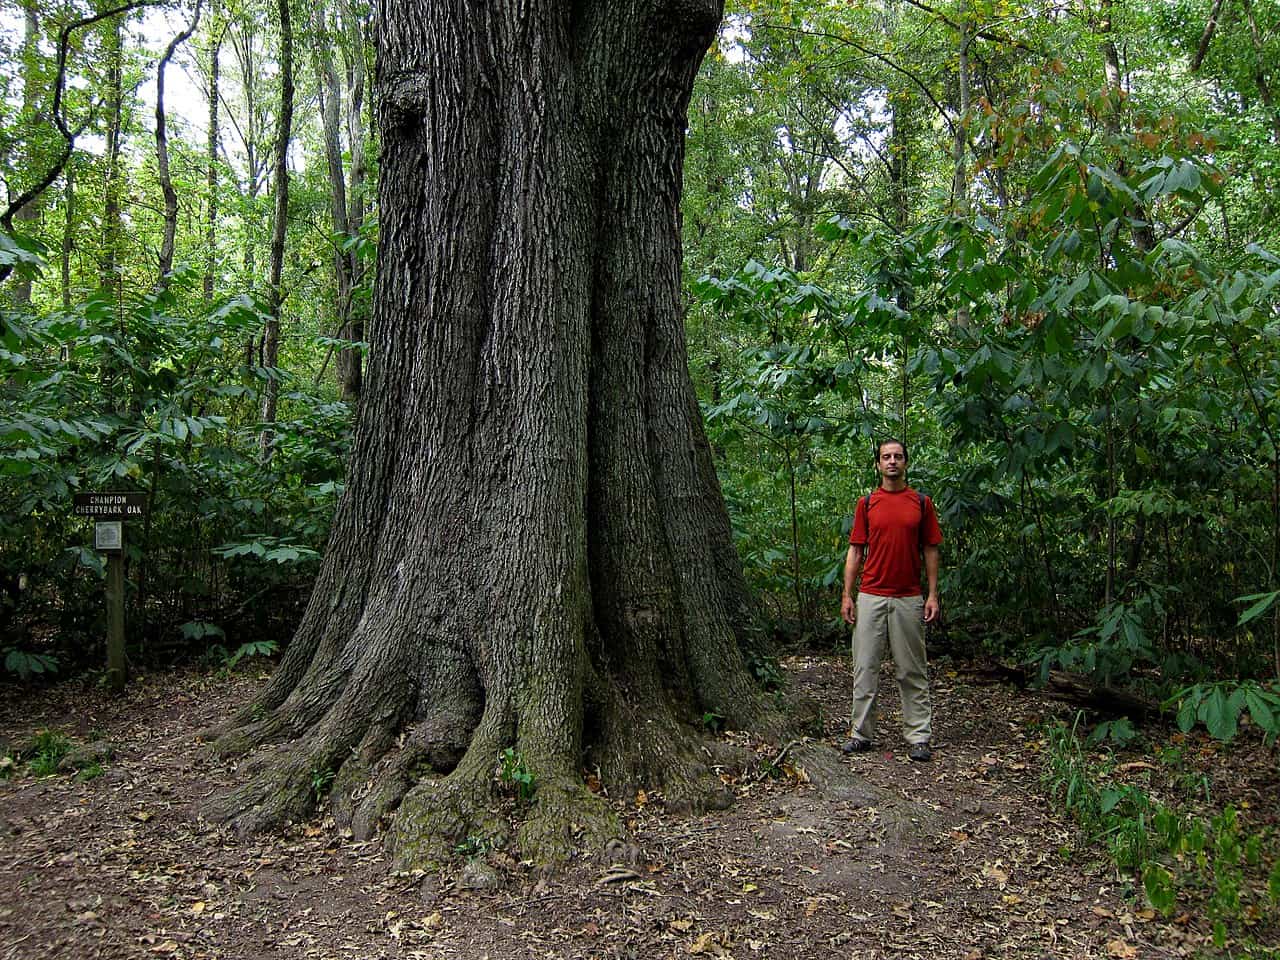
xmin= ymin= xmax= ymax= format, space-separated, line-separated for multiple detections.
xmin=0 ymin=656 xmax=1228 ymax=959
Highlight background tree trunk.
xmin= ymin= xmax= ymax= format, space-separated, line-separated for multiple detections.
xmin=11 ymin=0 xmax=41 ymax=307
xmin=209 ymin=0 xmax=780 ymax=869
xmin=156 ymin=5 xmax=202 ymax=288
xmin=203 ymin=3 xmax=223 ymax=304
xmin=258 ymin=0 xmax=293 ymax=459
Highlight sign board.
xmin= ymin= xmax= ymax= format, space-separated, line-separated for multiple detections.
xmin=94 ymin=521 xmax=123 ymax=552
xmin=73 ymin=492 xmax=147 ymax=520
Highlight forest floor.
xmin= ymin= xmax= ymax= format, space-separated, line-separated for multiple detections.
xmin=1 ymin=653 xmax=1277 ymax=960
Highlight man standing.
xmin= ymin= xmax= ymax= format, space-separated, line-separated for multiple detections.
xmin=840 ymin=439 xmax=942 ymax=762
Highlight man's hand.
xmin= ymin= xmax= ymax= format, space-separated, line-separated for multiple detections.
xmin=923 ymin=594 xmax=940 ymax=624
xmin=841 ymin=594 xmax=856 ymax=625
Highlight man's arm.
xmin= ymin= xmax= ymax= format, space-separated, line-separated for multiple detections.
xmin=841 ymin=543 xmax=864 ymax=625
xmin=923 ymin=544 xmax=940 ymax=623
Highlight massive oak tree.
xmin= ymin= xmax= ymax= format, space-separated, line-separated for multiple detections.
xmin=209 ymin=0 xmax=795 ymax=867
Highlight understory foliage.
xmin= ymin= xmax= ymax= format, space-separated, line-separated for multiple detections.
xmin=1043 ymin=716 xmax=1280 ymax=956
xmin=0 ymin=268 xmax=351 ymax=676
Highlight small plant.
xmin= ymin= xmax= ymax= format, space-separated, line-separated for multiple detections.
xmin=2 ymin=647 xmax=58 ymax=682
xmin=701 ymin=711 xmax=726 ymax=734
xmin=309 ymin=765 xmax=336 ymax=805
xmin=26 ymin=730 xmax=72 ymax=777
xmin=1167 ymin=680 xmax=1280 ymax=743
xmin=1088 ymin=717 xmax=1139 ymax=747
xmin=454 ymin=834 xmax=494 ymax=859
xmin=747 ymin=653 xmax=784 ymax=692
xmin=497 ymin=747 xmax=536 ymax=803
xmin=204 ymin=638 xmax=280 ymax=673
xmin=77 ymin=763 xmax=104 ymax=782
xmin=227 ymin=639 xmax=279 ymax=668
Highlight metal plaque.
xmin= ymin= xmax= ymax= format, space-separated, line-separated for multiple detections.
xmin=94 ymin=521 xmax=123 ymax=552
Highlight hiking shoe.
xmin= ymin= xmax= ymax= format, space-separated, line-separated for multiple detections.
xmin=908 ymin=742 xmax=933 ymax=762
xmin=841 ymin=737 xmax=873 ymax=755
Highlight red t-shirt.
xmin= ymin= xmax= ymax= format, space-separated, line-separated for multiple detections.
xmin=849 ymin=486 xmax=943 ymax=597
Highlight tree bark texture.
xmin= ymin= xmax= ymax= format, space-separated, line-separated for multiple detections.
xmin=209 ymin=0 xmax=781 ymax=869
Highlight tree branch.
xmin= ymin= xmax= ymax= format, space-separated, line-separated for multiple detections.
xmin=1190 ymin=0 xmax=1228 ymax=72
xmin=1 ymin=0 xmax=163 ymax=234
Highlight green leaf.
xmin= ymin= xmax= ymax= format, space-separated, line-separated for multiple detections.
xmin=1237 ymin=591 xmax=1279 ymax=626
xmin=1143 ymin=863 xmax=1176 ymax=915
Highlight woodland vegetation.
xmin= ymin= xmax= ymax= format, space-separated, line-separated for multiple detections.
xmin=2 ymin=0 xmax=1280 ymax=943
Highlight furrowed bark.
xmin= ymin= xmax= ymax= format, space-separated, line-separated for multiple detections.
xmin=208 ymin=0 xmax=840 ymax=870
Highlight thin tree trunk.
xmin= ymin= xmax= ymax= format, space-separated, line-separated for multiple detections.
xmin=951 ymin=8 xmax=971 ymax=329
xmin=1190 ymin=0 xmax=1227 ymax=72
xmin=61 ymin=164 xmax=73 ymax=313
xmin=310 ymin=6 xmax=360 ymax=399
xmin=11 ymin=0 xmax=41 ymax=306
xmin=156 ymin=3 xmax=203 ymax=287
xmin=259 ymin=0 xmax=294 ymax=459
xmin=1240 ymin=0 xmax=1280 ymax=142
xmin=101 ymin=18 xmax=124 ymax=301
xmin=204 ymin=3 xmax=222 ymax=303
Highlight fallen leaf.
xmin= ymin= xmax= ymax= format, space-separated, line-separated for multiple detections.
xmin=981 ymin=862 xmax=1009 ymax=888
xmin=670 ymin=919 xmax=694 ymax=933
xmin=689 ymin=932 xmax=727 ymax=956
xmin=1106 ymin=940 xmax=1138 ymax=959
xmin=190 ymin=901 xmax=205 ymax=915
xmin=741 ymin=882 xmax=757 ymax=893
xmin=1116 ymin=761 xmax=1156 ymax=773
xmin=422 ymin=912 xmax=442 ymax=929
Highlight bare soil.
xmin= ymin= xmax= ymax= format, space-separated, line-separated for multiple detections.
xmin=1 ymin=655 xmax=1275 ymax=959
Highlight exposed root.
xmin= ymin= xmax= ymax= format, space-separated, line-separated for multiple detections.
xmin=659 ymin=756 xmax=734 ymax=814
xmin=351 ymin=770 xmax=416 ymax=842
xmin=206 ymin=710 xmax=304 ymax=760
xmin=516 ymin=774 xmax=620 ymax=867
xmin=329 ymin=754 xmax=373 ymax=830
xmin=389 ymin=753 xmax=507 ymax=871
xmin=206 ymin=745 xmax=335 ymax=837
xmin=790 ymin=742 xmax=932 ymax=841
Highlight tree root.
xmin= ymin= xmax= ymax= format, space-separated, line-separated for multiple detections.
xmin=516 ymin=774 xmax=620 ymax=867
xmin=205 ymin=745 xmax=335 ymax=837
xmin=791 ymin=742 xmax=933 ymax=842
xmin=389 ymin=754 xmax=508 ymax=871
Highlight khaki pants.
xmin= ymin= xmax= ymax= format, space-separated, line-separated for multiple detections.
xmin=851 ymin=592 xmax=932 ymax=744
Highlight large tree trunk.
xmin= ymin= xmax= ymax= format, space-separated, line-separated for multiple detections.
xmin=208 ymin=0 xmax=785 ymax=869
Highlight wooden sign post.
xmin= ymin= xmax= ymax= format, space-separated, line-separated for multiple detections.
xmin=73 ymin=493 xmax=147 ymax=692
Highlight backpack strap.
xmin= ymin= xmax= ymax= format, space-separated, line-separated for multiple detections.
xmin=917 ymin=490 xmax=926 ymax=551
xmin=864 ymin=489 xmax=929 ymax=552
